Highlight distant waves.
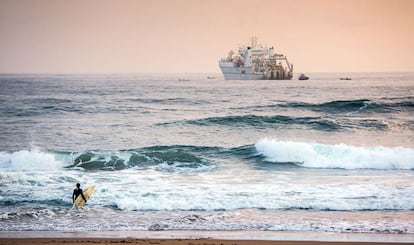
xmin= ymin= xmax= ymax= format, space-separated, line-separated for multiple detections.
xmin=159 ymin=97 xmax=413 ymax=132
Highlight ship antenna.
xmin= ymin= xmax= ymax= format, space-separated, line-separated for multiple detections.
xmin=251 ymin=36 xmax=258 ymax=48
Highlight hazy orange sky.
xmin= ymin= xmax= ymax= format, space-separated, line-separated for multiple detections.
xmin=0 ymin=0 xmax=413 ymax=73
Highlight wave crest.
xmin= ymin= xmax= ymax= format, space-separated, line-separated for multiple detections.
xmin=255 ymin=139 xmax=414 ymax=170
xmin=68 ymin=146 xmax=213 ymax=171
xmin=186 ymin=115 xmax=340 ymax=131
xmin=281 ymin=98 xmax=414 ymax=114
xmin=0 ymin=150 xmax=64 ymax=171
xmin=0 ymin=146 xmax=215 ymax=172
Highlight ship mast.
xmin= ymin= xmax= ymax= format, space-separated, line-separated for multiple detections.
xmin=250 ymin=36 xmax=258 ymax=48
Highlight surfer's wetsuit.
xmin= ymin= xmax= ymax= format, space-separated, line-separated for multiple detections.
xmin=72 ymin=188 xmax=87 ymax=203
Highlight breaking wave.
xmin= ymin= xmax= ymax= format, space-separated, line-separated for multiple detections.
xmin=0 ymin=146 xmax=216 ymax=172
xmin=255 ymin=139 xmax=414 ymax=170
xmin=2 ymin=141 xmax=414 ymax=172
xmin=0 ymin=150 xmax=64 ymax=171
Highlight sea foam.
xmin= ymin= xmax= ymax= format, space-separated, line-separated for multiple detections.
xmin=255 ymin=139 xmax=414 ymax=170
xmin=0 ymin=150 xmax=64 ymax=171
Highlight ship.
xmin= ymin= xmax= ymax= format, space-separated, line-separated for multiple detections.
xmin=219 ymin=37 xmax=293 ymax=80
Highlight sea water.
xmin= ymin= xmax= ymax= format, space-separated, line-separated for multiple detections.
xmin=0 ymin=73 xmax=413 ymax=232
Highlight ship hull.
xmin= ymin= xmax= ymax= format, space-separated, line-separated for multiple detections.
xmin=220 ymin=65 xmax=264 ymax=80
xmin=219 ymin=63 xmax=292 ymax=80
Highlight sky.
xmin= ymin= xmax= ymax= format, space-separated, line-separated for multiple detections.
xmin=0 ymin=0 xmax=413 ymax=73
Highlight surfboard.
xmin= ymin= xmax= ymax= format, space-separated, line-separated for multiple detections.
xmin=74 ymin=186 xmax=95 ymax=207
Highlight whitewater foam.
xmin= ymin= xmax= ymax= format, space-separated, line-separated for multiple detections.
xmin=0 ymin=150 xmax=64 ymax=171
xmin=255 ymin=139 xmax=414 ymax=170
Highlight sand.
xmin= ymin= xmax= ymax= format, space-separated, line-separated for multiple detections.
xmin=1 ymin=231 xmax=414 ymax=245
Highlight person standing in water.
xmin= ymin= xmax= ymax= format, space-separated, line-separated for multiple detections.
xmin=72 ymin=183 xmax=87 ymax=204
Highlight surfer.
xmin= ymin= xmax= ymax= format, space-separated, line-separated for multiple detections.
xmin=72 ymin=183 xmax=87 ymax=204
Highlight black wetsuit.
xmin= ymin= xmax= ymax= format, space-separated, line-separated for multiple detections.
xmin=72 ymin=188 xmax=86 ymax=203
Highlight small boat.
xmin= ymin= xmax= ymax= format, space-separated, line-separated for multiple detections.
xmin=298 ymin=74 xmax=309 ymax=80
xmin=178 ymin=78 xmax=190 ymax=81
xmin=340 ymin=77 xmax=352 ymax=80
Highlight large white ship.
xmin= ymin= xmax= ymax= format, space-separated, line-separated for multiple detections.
xmin=219 ymin=37 xmax=293 ymax=80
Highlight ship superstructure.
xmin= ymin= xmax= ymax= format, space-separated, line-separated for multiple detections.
xmin=219 ymin=37 xmax=293 ymax=80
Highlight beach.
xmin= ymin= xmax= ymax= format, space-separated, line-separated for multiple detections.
xmin=1 ymin=231 xmax=414 ymax=244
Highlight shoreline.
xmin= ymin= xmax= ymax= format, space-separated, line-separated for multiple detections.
xmin=1 ymin=231 xmax=414 ymax=244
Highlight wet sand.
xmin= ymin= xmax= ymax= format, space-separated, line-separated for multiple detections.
xmin=1 ymin=231 xmax=413 ymax=244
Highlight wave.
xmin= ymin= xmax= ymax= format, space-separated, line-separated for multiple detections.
xmin=0 ymin=98 xmax=82 ymax=117
xmin=126 ymin=97 xmax=210 ymax=106
xmin=68 ymin=146 xmax=217 ymax=171
xmin=255 ymin=139 xmax=414 ymax=170
xmin=287 ymin=98 xmax=414 ymax=114
xmin=1 ymin=96 xmax=213 ymax=117
xmin=0 ymin=146 xmax=216 ymax=172
xmin=2 ymin=140 xmax=413 ymax=172
xmin=0 ymin=149 xmax=64 ymax=170
xmin=1 ymin=144 xmax=413 ymax=214
xmin=238 ymin=98 xmax=414 ymax=115
xmin=281 ymin=99 xmax=374 ymax=113
xmin=182 ymin=113 xmax=394 ymax=131
xmin=185 ymin=115 xmax=341 ymax=131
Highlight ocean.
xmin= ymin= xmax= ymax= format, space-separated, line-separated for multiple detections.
xmin=0 ymin=73 xmax=413 ymax=233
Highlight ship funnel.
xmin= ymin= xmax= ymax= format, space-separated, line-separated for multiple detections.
xmin=269 ymin=47 xmax=274 ymax=56
xmin=227 ymin=50 xmax=235 ymax=61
